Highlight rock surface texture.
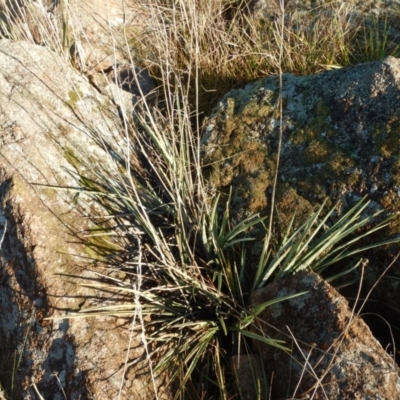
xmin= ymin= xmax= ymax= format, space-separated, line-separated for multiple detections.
xmin=0 ymin=39 xmax=166 ymax=399
xmin=202 ymin=56 xmax=400 ymax=220
xmin=66 ymin=0 xmax=156 ymax=114
xmin=250 ymin=271 xmax=400 ymax=399
xmin=0 ymin=0 xmax=156 ymax=118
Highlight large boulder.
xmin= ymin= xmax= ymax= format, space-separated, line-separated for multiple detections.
xmin=249 ymin=271 xmax=400 ymax=399
xmin=202 ymin=56 xmax=400 ymax=221
xmin=0 ymin=39 xmax=167 ymax=399
xmin=201 ymin=56 xmax=400 ymax=369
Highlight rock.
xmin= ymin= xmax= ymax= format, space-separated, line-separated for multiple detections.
xmin=201 ymin=56 xmax=400 ymax=229
xmin=0 ymin=39 xmax=168 ymax=399
xmin=249 ymin=271 xmax=400 ymax=399
xmin=231 ymin=354 xmax=267 ymax=399
xmin=67 ymin=0 xmax=156 ymax=117
xmin=201 ymin=55 xmax=400 ymax=379
xmin=65 ymin=0 xmax=139 ymax=72
xmin=91 ymin=63 xmax=156 ymax=119
xmin=107 ymin=64 xmax=156 ymax=102
xmin=247 ymin=0 xmax=267 ymax=14
xmin=0 ymin=0 xmax=156 ymax=117
xmin=202 ymin=57 xmax=400 ymax=220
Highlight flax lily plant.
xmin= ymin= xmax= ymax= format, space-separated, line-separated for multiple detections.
xmin=49 ymin=1 xmax=400 ymax=396
xmin=44 ymin=3 xmax=400 ymax=399
xmin=61 ymin=75 xmax=400 ymax=398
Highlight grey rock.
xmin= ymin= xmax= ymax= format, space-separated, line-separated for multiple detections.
xmin=0 ymin=39 xmax=168 ymax=399
xmin=202 ymin=56 xmax=400 ymax=226
xmin=201 ymin=55 xmax=400 ymax=394
xmin=249 ymin=271 xmax=400 ymax=399
xmin=231 ymin=354 xmax=268 ymax=399
xmin=106 ymin=63 xmax=157 ymax=113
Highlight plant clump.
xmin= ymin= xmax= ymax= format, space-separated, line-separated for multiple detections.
xmin=54 ymin=1 xmax=400 ymax=398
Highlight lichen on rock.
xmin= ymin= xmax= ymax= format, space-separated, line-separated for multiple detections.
xmin=202 ymin=56 xmax=400 ymax=230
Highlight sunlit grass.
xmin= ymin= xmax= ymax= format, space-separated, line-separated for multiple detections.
xmin=130 ymin=0 xmax=399 ymax=118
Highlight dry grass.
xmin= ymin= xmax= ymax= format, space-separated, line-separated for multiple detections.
xmin=1 ymin=1 xmax=396 ymax=118
xmin=129 ymin=0 xmax=398 ymax=118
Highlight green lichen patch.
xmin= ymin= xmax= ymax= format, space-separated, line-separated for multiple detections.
xmin=273 ymin=184 xmax=316 ymax=233
xmin=65 ymin=90 xmax=83 ymax=109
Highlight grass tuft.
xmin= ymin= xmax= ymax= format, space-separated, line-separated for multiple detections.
xmin=64 ymin=79 xmax=400 ymax=399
